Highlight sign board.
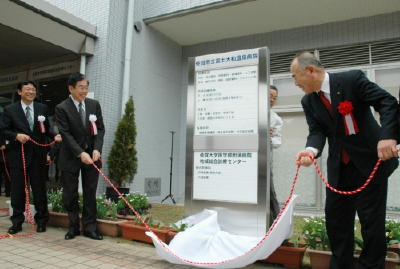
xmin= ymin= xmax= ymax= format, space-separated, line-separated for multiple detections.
xmin=195 ymin=65 xmax=258 ymax=136
xmin=193 ymin=151 xmax=258 ymax=203
xmin=28 ymin=60 xmax=79 ymax=80
xmin=185 ymin=47 xmax=270 ymax=236
xmin=0 ymin=71 xmax=27 ymax=87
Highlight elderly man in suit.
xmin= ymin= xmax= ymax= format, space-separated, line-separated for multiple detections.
xmin=55 ymin=72 xmax=105 ymax=240
xmin=2 ymin=81 xmax=61 ymax=234
xmin=292 ymin=52 xmax=398 ymax=269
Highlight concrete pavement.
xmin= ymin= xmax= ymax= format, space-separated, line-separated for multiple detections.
xmin=0 ymin=196 xmax=283 ymax=269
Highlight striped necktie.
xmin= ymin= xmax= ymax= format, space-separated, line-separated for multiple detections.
xmin=26 ymin=106 xmax=33 ymax=131
xmin=79 ymin=102 xmax=86 ymax=127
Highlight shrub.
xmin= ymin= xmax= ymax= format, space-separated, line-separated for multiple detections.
xmin=117 ymin=192 xmax=150 ymax=216
xmin=107 ymin=96 xmax=137 ymax=187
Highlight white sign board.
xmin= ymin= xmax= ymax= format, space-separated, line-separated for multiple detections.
xmin=194 ymin=49 xmax=259 ymax=136
xmin=193 ymin=151 xmax=258 ymax=204
xmin=195 ymin=65 xmax=258 ymax=135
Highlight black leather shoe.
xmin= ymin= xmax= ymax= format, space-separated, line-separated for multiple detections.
xmin=65 ymin=228 xmax=80 ymax=240
xmin=36 ymin=224 xmax=46 ymax=233
xmin=8 ymin=225 xmax=22 ymax=234
xmin=83 ymin=231 xmax=103 ymax=240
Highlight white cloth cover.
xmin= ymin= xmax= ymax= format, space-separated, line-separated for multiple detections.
xmin=147 ymin=195 xmax=298 ymax=268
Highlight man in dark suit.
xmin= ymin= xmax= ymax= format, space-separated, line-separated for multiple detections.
xmin=292 ymin=52 xmax=398 ymax=269
xmin=55 ymin=73 xmax=105 ymax=240
xmin=2 ymin=81 xmax=61 ymax=234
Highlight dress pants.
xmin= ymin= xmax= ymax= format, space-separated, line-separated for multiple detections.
xmin=269 ymin=170 xmax=280 ymax=225
xmin=10 ymin=159 xmax=49 ymax=226
xmin=326 ymin=161 xmax=387 ymax=269
xmin=61 ymin=162 xmax=99 ymax=233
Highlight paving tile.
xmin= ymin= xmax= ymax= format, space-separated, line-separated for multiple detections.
xmin=25 ymin=261 xmax=48 ymax=268
xmin=0 ymin=196 xmax=279 ymax=269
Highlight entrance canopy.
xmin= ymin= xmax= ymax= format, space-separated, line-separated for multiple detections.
xmin=0 ymin=0 xmax=96 ymax=72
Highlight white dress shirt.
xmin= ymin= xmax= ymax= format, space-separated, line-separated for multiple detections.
xmin=21 ymin=100 xmax=34 ymax=117
xmin=70 ymin=95 xmax=86 ymax=112
xmin=271 ymin=110 xmax=283 ymax=148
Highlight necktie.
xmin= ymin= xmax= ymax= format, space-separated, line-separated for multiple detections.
xmin=318 ymin=91 xmax=332 ymax=116
xmin=318 ymin=91 xmax=350 ymax=164
xmin=26 ymin=106 xmax=33 ymax=131
xmin=79 ymin=102 xmax=86 ymax=127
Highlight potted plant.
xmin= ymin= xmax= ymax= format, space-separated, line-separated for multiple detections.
xmin=301 ymin=217 xmax=332 ymax=269
xmin=106 ymin=96 xmax=137 ymax=201
xmin=95 ymin=196 xmax=125 ymax=237
xmin=386 ymin=219 xmax=400 ymax=255
xmin=47 ymin=189 xmax=70 ymax=228
xmin=354 ymin=222 xmax=400 ymax=268
xmin=303 ymin=217 xmax=400 ymax=269
xmin=165 ymin=222 xmax=189 ymax=241
xmin=117 ymin=192 xmax=150 ymax=219
xmin=47 ymin=189 xmax=84 ymax=228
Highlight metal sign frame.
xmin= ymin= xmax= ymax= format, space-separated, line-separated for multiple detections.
xmin=185 ymin=47 xmax=270 ymax=237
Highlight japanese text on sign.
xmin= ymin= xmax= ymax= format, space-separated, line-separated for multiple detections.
xmin=195 ymin=65 xmax=258 ymax=135
xmin=193 ymin=152 xmax=258 ymax=204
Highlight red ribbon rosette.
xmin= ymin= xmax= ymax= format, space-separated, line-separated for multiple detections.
xmin=89 ymin=114 xmax=98 ymax=136
xmin=37 ymin=115 xmax=46 ymax=134
xmin=338 ymin=101 xmax=358 ymax=135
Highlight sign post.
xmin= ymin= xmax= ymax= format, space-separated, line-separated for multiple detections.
xmin=185 ymin=48 xmax=270 ymax=237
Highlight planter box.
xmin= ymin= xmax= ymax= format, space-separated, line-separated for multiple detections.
xmin=116 ymin=214 xmax=136 ymax=220
xmin=383 ymin=251 xmax=400 ymax=269
xmin=261 ymin=245 xmax=306 ymax=269
xmin=97 ymin=219 xmax=124 ymax=237
xmin=307 ymin=249 xmax=331 ymax=269
xmin=49 ymin=212 xmax=123 ymax=237
xmin=118 ymin=221 xmax=174 ymax=244
xmin=309 ymin=248 xmax=400 ymax=269
xmin=388 ymin=244 xmax=400 ymax=256
xmin=48 ymin=211 xmax=70 ymax=228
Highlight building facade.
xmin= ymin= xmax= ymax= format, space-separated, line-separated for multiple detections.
xmin=1 ymin=0 xmax=400 ymax=216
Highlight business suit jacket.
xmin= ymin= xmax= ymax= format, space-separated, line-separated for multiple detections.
xmin=301 ymin=70 xmax=398 ymax=187
xmin=55 ymin=97 xmax=105 ymax=171
xmin=1 ymin=102 xmax=54 ymax=168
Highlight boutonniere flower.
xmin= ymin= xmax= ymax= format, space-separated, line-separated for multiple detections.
xmin=89 ymin=114 xmax=98 ymax=135
xmin=338 ymin=101 xmax=359 ymax=135
xmin=37 ymin=115 xmax=46 ymax=134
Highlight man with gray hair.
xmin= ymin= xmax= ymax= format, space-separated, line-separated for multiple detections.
xmin=292 ymin=52 xmax=398 ymax=268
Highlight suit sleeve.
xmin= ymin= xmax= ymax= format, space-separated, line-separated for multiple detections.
xmin=55 ymin=105 xmax=84 ymax=157
xmin=302 ymin=97 xmax=326 ymax=158
xmin=93 ymin=101 xmax=105 ymax=152
xmin=352 ymin=70 xmax=398 ymax=140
